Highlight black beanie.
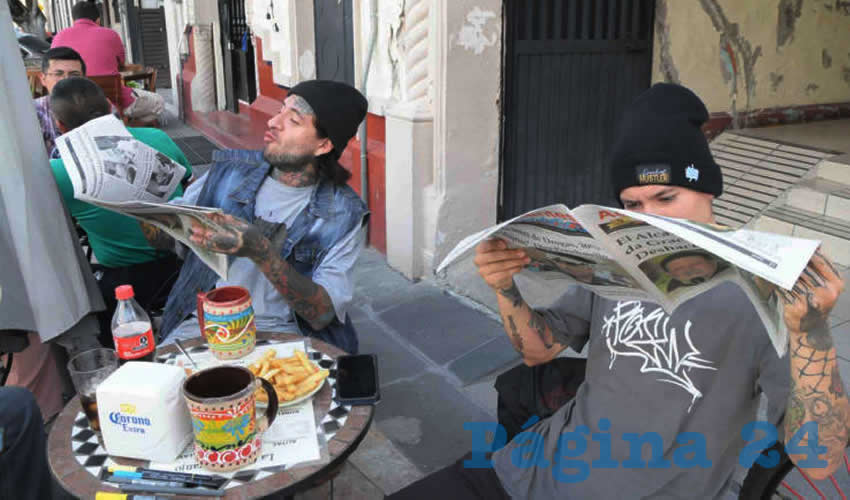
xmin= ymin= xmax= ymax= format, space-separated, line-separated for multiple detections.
xmin=610 ymin=83 xmax=722 ymax=201
xmin=288 ymin=80 xmax=368 ymax=155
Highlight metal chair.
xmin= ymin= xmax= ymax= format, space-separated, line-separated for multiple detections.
xmin=739 ymin=437 xmax=850 ymax=499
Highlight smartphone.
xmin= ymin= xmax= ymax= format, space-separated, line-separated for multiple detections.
xmin=334 ymin=354 xmax=380 ymax=405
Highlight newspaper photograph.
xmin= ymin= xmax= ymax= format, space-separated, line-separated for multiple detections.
xmin=56 ymin=114 xmax=186 ymax=204
xmin=578 ymin=208 xmax=740 ymax=305
xmin=55 ymin=114 xmax=229 ymax=280
xmin=437 ymin=203 xmax=822 ymax=356
xmin=618 ymin=210 xmax=818 ymax=290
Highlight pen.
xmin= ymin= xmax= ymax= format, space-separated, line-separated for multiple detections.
xmin=108 ymin=466 xmax=226 ymax=488
xmin=96 ymin=493 xmax=168 ymax=500
xmin=107 ymin=475 xmax=185 ymax=488
xmin=120 ymin=483 xmax=226 ymax=497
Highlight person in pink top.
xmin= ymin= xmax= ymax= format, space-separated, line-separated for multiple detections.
xmin=51 ymin=1 xmax=163 ymax=123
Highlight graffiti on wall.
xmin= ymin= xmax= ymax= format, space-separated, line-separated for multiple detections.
xmin=698 ymin=0 xmax=762 ymax=125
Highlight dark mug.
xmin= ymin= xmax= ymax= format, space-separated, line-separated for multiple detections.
xmin=182 ymin=365 xmax=278 ymax=471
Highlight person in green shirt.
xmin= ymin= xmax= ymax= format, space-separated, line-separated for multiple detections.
xmin=49 ymin=77 xmax=194 ymax=346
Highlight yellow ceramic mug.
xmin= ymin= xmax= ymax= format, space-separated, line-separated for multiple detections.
xmin=196 ymin=286 xmax=256 ymax=359
xmin=182 ymin=365 xmax=279 ymax=471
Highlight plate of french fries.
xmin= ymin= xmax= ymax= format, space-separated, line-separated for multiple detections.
xmin=249 ymin=348 xmax=330 ymax=407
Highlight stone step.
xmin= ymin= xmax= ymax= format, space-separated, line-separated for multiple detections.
xmin=814 ymin=153 xmax=850 ymax=184
xmin=751 ymin=205 xmax=850 ymax=267
xmin=708 ymin=131 xmax=823 ymax=228
xmin=785 ymin=177 xmax=850 ymax=219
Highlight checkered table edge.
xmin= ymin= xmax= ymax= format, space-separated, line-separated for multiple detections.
xmin=71 ymin=341 xmax=351 ymax=489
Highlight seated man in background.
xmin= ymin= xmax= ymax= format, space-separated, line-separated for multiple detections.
xmin=51 ymin=1 xmax=164 ymax=124
xmin=147 ymin=80 xmax=369 ymax=354
xmin=34 ymin=46 xmax=85 ymax=157
xmin=49 ymin=77 xmax=192 ymax=346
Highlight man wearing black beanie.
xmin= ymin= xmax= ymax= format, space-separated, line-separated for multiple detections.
xmin=145 ymin=80 xmax=370 ymax=354
xmin=390 ymin=84 xmax=848 ymax=499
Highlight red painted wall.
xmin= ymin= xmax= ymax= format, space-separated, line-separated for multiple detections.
xmin=254 ymin=38 xmax=289 ymax=103
xmin=338 ymin=115 xmax=387 ymax=254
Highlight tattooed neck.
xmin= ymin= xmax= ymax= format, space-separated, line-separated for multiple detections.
xmin=270 ymin=164 xmax=318 ymax=187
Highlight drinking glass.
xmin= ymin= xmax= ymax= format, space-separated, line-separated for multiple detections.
xmin=67 ymin=348 xmax=119 ymax=435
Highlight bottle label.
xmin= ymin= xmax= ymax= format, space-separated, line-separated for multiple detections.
xmin=114 ymin=329 xmax=155 ymax=360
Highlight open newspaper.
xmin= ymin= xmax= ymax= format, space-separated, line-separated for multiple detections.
xmin=437 ymin=204 xmax=822 ymax=357
xmin=55 ymin=114 xmax=228 ymax=279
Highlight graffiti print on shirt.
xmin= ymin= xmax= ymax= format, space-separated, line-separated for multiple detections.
xmin=602 ymin=301 xmax=716 ymax=411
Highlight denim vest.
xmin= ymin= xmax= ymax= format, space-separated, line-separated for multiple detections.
xmin=159 ymin=150 xmax=369 ymax=353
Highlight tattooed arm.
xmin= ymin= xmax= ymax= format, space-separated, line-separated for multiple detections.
xmin=778 ymin=250 xmax=849 ymax=480
xmin=253 ymin=251 xmax=337 ymax=330
xmin=474 ymin=239 xmax=566 ymax=365
xmin=140 ymin=220 xmax=177 ymax=252
xmin=187 ymin=212 xmax=337 ymax=330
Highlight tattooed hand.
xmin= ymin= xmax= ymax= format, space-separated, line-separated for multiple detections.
xmin=187 ymin=212 xmax=271 ymax=260
xmin=779 ymin=249 xmax=844 ymax=340
xmin=780 ymin=248 xmax=849 ymax=480
xmin=473 ymin=238 xmax=531 ymax=293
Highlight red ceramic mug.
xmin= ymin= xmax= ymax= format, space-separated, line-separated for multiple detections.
xmin=196 ymin=286 xmax=257 ymax=360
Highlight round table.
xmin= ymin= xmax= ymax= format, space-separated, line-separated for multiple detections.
xmin=47 ymin=332 xmax=374 ymax=499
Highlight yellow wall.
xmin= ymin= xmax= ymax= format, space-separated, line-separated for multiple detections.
xmin=652 ymin=0 xmax=850 ymax=114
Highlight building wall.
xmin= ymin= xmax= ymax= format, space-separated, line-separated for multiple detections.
xmin=653 ymin=0 xmax=850 ymax=117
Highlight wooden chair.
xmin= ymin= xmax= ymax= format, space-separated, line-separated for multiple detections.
xmin=27 ymin=68 xmax=46 ymax=98
xmin=88 ymin=74 xmax=126 ymax=119
xmin=146 ymin=67 xmax=158 ymax=93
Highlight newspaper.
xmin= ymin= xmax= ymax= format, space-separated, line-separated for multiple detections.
xmin=437 ymin=204 xmax=822 ymax=357
xmin=55 ymin=115 xmax=228 ymax=279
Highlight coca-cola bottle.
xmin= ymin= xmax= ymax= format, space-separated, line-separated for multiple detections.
xmin=111 ymin=285 xmax=156 ymax=363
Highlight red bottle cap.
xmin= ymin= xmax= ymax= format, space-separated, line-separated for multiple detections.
xmin=115 ymin=285 xmax=135 ymax=300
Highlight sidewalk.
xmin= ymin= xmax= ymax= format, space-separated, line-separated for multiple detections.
xmin=293 ymin=248 xmax=518 ymax=498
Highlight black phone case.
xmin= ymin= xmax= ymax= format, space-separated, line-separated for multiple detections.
xmin=333 ymin=354 xmax=380 ymax=406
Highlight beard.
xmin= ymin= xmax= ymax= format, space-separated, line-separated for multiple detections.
xmin=263 ymin=148 xmax=315 ymax=173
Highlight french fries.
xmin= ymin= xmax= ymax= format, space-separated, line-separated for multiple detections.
xmin=249 ymin=348 xmax=328 ymax=403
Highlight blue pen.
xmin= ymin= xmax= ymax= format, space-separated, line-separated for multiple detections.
xmin=108 ymin=476 xmax=184 ymax=488
xmin=107 ymin=466 xmax=226 ymax=488
xmin=111 ymin=471 xmax=147 ymax=480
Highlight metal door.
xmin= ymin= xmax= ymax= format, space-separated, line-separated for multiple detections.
xmin=219 ymin=0 xmax=256 ymax=112
xmin=137 ymin=7 xmax=172 ymax=89
xmin=500 ymin=0 xmax=655 ymax=220
xmin=313 ymin=0 xmax=355 ymax=85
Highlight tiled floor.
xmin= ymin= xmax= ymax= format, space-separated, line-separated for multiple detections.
xmin=191 ymin=107 xmax=269 ymax=150
xmin=710 ymin=132 xmax=831 ymax=228
xmin=172 ymin=135 xmax=219 ymax=165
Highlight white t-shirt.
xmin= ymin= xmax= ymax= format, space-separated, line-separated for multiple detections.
xmin=170 ymin=172 xmax=364 ymax=333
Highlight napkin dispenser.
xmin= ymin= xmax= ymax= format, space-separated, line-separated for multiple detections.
xmin=96 ymin=361 xmax=192 ymax=462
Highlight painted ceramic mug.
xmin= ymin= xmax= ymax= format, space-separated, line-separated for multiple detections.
xmin=197 ymin=286 xmax=257 ymax=359
xmin=182 ymin=365 xmax=279 ymax=472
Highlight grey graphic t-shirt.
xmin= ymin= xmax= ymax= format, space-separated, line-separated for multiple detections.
xmin=492 ymin=282 xmax=789 ymax=499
